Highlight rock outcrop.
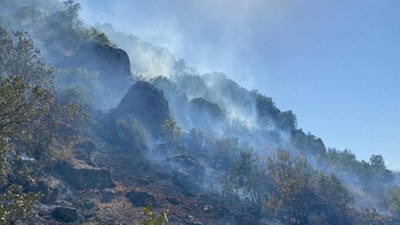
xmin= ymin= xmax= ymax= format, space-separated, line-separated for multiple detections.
xmin=55 ymin=159 xmax=115 ymax=190
xmin=168 ymin=154 xmax=206 ymax=183
xmin=57 ymin=42 xmax=133 ymax=109
xmin=125 ymin=190 xmax=156 ymax=207
xmin=51 ymin=206 xmax=78 ymax=223
xmin=58 ymin=42 xmax=131 ymax=81
xmin=113 ymin=81 xmax=170 ymax=137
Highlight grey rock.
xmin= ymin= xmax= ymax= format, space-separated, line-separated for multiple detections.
xmin=51 ymin=206 xmax=78 ymax=223
xmin=125 ymin=190 xmax=156 ymax=207
xmin=114 ymin=81 xmax=169 ymax=137
xmin=55 ymin=160 xmax=115 ymax=190
xmin=101 ymin=189 xmax=115 ymax=203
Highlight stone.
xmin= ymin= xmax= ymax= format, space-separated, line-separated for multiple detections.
xmin=73 ymin=141 xmax=98 ymax=154
xmin=29 ymin=176 xmax=61 ymax=204
xmin=167 ymin=154 xmax=206 ymax=183
xmin=82 ymin=199 xmax=95 ymax=210
xmin=186 ymin=215 xmax=203 ymax=225
xmin=101 ymin=189 xmax=115 ymax=203
xmin=52 ymin=206 xmax=78 ymax=223
xmin=166 ymin=197 xmax=181 ymax=205
xmin=171 ymin=169 xmax=201 ymax=193
xmin=55 ymin=160 xmax=115 ymax=190
xmin=114 ymin=81 xmax=169 ymax=137
xmin=125 ymin=190 xmax=156 ymax=207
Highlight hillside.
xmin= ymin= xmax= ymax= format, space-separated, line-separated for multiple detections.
xmin=0 ymin=1 xmax=399 ymax=225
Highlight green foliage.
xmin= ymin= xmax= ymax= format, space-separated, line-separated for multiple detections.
xmin=161 ymin=118 xmax=182 ymax=146
xmin=115 ymin=116 xmax=149 ymax=151
xmin=223 ymin=152 xmax=269 ymax=208
xmin=190 ymin=97 xmax=224 ymax=118
xmin=349 ymin=208 xmax=388 ymax=225
xmin=0 ymin=27 xmax=53 ymax=87
xmin=211 ymin=138 xmax=251 ymax=173
xmin=61 ymin=0 xmax=82 ymax=30
xmin=91 ymin=28 xmax=115 ymax=47
xmin=386 ymin=186 xmax=400 ymax=217
xmin=266 ymin=150 xmax=314 ymax=225
xmin=225 ymin=150 xmax=355 ymax=225
xmin=135 ymin=205 xmax=169 ymax=225
xmin=325 ymin=148 xmax=394 ymax=192
xmin=0 ymin=185 xmax=42 ymax=224
xmin=312 ymin=173 xmax=354 ymax=224
xmin=290 ymin=129 xmax=326 ymax=156
xmin=98 ymin=114 xmax=149 ymax=152
xmin=53 ymin=67 xmax=100 ymax=111
xmin=0 ymin=27 xmax=86 ymax=223
xmin=253 ymin=92 xmax=297 ymax=131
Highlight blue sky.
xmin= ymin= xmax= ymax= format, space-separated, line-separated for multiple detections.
xmin=75 ymin=0 xmax=400 ymax=168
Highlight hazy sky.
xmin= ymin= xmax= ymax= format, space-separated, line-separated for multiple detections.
xmin=75 ymin=0 xmax=400 ymax=168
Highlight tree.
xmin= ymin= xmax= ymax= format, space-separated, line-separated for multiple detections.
xmin=0 ymin=27 xmax=84 ymax=223
xmin=312 ymin=173 xmax=354 ymax=225
xmin=386 ymin=186 xmax=400 ymax=218
xmin=61 ymin=0 xmax=82 ymax=31
xmin=223 ymin=152 xmax=269 ymax=209
xmin=0 ymin=27 xmax=53 ymax=87
xmin=0 ymin=184 xmax=41 ymax=224
xmin=266 ymin=150 xmax=315 ymax=225
xmin=211 ymin=138 xmax=250 ymax=173
xmin=161 ymin=118 xmax=182 ymax=146
xmin=0 ymin=76 xmax=51 ymax=223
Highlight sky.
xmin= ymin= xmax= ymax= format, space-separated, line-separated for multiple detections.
xmin=74 ymin=0 xmax=400 ymax=169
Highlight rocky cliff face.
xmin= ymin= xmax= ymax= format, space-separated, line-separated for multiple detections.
xmin=58 ymin=42 xmax=131 ymax=80
xmin=58 ymin=42 xmax=133 ymax=109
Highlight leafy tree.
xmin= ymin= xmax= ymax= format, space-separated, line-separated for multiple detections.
xmin=97 ymin=114 xmax=149 ymax=153
xmin=60 ymin=0 xmax=83 ymax=31
xmin=290 ymin=129 xmax=326 ymax=156
xmin=266 ymin=150 xmax=315 ymax=225
xmin=312 ymin=173 xmax=354 ymax=225
xmin=0 ymin=27 xmax=53 ymax=87
xmin=224 ymin=149 xmax=357 ymax=225
xmin=53 ymin=67 xmax=100 ymax=112
xmin=161 ymin=118 xmax=182 ymax=146
xmin=211 ymin=138 xmax=251 ymax=173
xmin=386 ymin=186 xmax=400 ymax=218
xmin=0 ymin=184 xmax=41 ymax=224
xmin=223 ymin=152 xmax=269 ymax=208
xmin=369 ymin=154 xmax=393 ymax=185
xmin=0 ymin=27 xmax=85 ymax=223
xmin=91 ymin=28 xmax=115 ymax=47
xmin=0 ymin=76 xmax=51 ymax=222
xmin=348 ymin=208 xmax=388 ymax=225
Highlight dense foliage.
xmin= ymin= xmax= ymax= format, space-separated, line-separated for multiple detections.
xmin=0 ymin=25 xmax=85 ymax=223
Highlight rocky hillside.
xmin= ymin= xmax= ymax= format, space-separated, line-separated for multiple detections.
xmin=1 ymin=1 xmax=400 ymax=225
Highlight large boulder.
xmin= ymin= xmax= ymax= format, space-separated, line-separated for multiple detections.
xmin=167 ymin=154 xmax=206 ymax=183
xmin=125 ymin=190 xmax=156 ymax=207
xmin=52 ymin=206 xmax=78 ymax=223
xmin=167 ymin=154 xmax=206 ymax=193
xmin=28 ymin=176 xmax=61 ymax=204
xmin=55 ymin=160 xmax=115 ymax=190
xmin=113 ymin=81 xmax=169 ymax=137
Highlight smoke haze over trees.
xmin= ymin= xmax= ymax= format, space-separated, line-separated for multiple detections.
xmin=0 ymin=0 xmax=399 ymax=224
